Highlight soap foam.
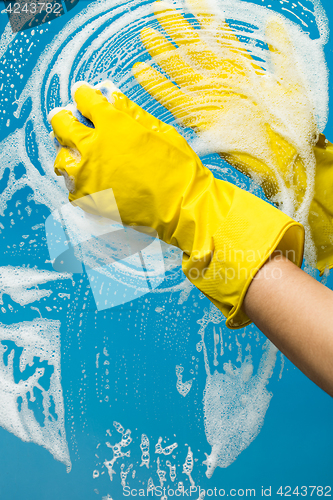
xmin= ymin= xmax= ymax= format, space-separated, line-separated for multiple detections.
xmin=0 ymin=0 xmax=329 ymax=480
xmin=0 ymin=265 xmax=72 ymax=306
xmin=0 ymin=318 xmax=71 ymax=469
xmin=197 ymin=304 xmax=278 ymax=477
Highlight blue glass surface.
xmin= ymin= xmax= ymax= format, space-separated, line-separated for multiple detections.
xmin=0 ymin=1 xmax=332 ymax=499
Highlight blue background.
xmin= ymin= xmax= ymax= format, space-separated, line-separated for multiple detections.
xmin=0 ymin=0 xmax=333 ymax=499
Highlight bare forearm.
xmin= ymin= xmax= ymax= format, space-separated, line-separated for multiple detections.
xmin=243 ymin=253 xmax=333 ymax=397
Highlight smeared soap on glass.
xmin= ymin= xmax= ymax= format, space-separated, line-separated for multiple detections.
xmin=0 ymin=319 xmax=71 ymax=469
xmin=0 ymin=0 xmax=329 ymax=481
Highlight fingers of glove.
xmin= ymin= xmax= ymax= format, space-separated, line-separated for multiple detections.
xmin=141 ymin=25 xmax=252 ymax=95
xmin=97 ymin=79 xmax=168 ymax=132
xmin=153 ymin=1 xmax=237 ymax=74
xmin=98 ymin=78 xmax=173 ymax=133
xmin=185 ymin=0 xmax=237 ymax=42
xmin=155 ymin=0 xmax=237 ymax=51
xmin=153 ymin=1 xmax=201 ymax=46
xmin=140 ymin=27 xmax=203 ymax=88
xmin=265 ymin=17 xmax=301 ymax=86
xmin=184 ymin=0 xmax=264 ymax=75
xmin=184 ymin=0 xmax=244 ymax=55
xmin=72 ymin=82 xmax=115 ymax=127
xmin=132 ymin=62 xmax=194 ymax=125
xmin=50 ymin=109 xmax=91 ymax=150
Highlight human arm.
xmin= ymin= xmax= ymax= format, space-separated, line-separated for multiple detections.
xmin=243 ymin=252 xmax=333 ymax=397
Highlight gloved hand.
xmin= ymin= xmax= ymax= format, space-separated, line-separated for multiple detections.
xmin=132 ymin=0 xmax=332 ymax=273
xmin=49 ymin=82 xmax=304 ymax=328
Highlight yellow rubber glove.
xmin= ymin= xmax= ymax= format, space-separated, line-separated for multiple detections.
xmin=311 ymin=140 xmax=333 ymax=273
xmin=49 ymin=82 xmax=304 ymax=328
xmin=132 ymin=0 xmax=332 ymax=273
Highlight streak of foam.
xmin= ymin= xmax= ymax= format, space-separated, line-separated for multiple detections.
xmin=0 ymin=318 xmax=71 ymax=469
xmin=182 ymin=447 xmax=195 ymax=487
xmin=197 ymin=305 xmax=278 ymax=477
xmin=0 ymin=0 xmax=329 ymax=479
xmin=166 ymin=460 xmax=177 ymax=482
xmin=140 ymin=433 xmax=150 ymax=468
xmin=203 ymin=340 xmax=278 ymax=477
xmin=104 ymin=421 xmax=132 ymax=481
xmin=0 ymin=265 xmax=72 ymax=306
xmin=155 ymin=436 xmax=178 ymax=455
xmin=175 ymin=364 xmax=193 ymax=397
